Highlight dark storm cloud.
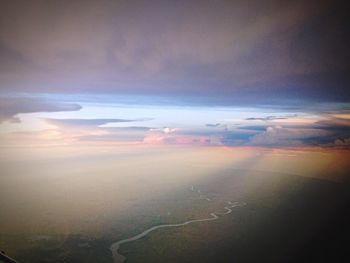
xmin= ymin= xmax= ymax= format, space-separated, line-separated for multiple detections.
xmin=0 ymin=97 xmax=81 ymax=122
xmin=0 ymin=0 xmax=348 ymax=103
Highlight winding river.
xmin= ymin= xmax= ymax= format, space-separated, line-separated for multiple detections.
xmin=110 ymin=186 xmax=246 ymax=263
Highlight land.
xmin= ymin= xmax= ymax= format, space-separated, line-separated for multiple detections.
xmin=1 ymin=169 xmax=349 ymax=262
xmin=118 ymin=170 xmax=350 ymax=262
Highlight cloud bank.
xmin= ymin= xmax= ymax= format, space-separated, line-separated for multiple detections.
xmin=0 ymin=0 xmax=349 ymax=103
xmin=0 ymin=96 xmax=81 ymax=122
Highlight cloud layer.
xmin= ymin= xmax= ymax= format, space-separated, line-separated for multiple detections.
xmin=1 ymin=0 xmax=349 ymax=102
xmin=0 ymin=96 xmax=81 ymax=122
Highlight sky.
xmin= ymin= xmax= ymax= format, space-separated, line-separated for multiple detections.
xmin=0 ymin=1 xmax=349 ymax=153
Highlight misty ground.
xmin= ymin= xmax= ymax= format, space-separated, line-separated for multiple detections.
xmin=1 ymin=169 xmax=349 ymax=263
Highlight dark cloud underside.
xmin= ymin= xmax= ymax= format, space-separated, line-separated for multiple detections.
xmin=0 ymin=0 xmax=349 ymax=103
xmin=0 ymin=97 xmax=81 ymax=122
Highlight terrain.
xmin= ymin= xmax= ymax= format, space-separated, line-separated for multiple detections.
xmin=1 ymin=168 xmax=349 ymax=263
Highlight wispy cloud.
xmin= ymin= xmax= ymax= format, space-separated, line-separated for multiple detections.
xmin=45 ymin=118 xmax=137 ymax=128
xmin=244 ymin=115 xmax=297 ymax=121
